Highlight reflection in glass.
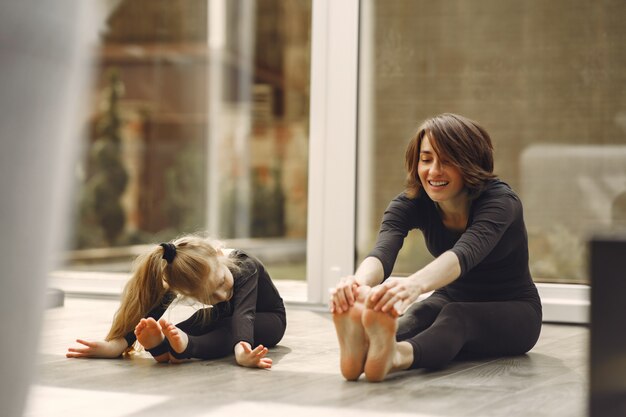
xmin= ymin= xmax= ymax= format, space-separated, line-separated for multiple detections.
xmin=65 ymin=0 xmax=311 ymax=281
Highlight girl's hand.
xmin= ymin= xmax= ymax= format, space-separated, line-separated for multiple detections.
xmin=66 ymin=338 xmax=128 ymax=359
xmin=234 ymin=341 xmax=272 ymax=369
xmin=367 ymin=277 xmax=422 ymax=316
xmin=329 ymin=275 xmax=360 ymax=314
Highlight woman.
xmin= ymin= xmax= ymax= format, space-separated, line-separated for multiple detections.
xmin=331 ymin=113 xmax=542 ymax=382
xmin=67 ymin=234 xmax=286 ymax=369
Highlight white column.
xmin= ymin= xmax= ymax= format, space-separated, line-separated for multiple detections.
xmin=207 ymin=0 xmax=227 ymax=237
xmin=307 ymin=0 xmax=360 ymax=304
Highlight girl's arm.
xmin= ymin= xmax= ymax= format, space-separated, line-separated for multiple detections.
xmin=66 ymin=337 xmax=129 ymax=359
xmin=228 ymin=257 xmax=267 ymax=368
xmin=368 ymin=251 xmax=461 ymax=315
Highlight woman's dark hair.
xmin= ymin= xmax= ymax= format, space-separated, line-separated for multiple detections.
xmin=405 ymin=113 xmax=496 ymax=199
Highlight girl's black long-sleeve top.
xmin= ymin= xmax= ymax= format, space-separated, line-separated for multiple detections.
xmin=123 ymin=250 xmax=286 ymax=348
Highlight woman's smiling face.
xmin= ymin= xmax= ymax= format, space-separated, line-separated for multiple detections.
xmin=417 ymin=133 xmax=466 ymax=205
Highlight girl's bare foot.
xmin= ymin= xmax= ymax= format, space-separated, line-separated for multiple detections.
xmin=159 ymin=318 xmax=189 ymax=364
xmin=134 ymin=318 xmax=168 ymax=363
xmin=362 ymin=307 xmax=397 ymax=382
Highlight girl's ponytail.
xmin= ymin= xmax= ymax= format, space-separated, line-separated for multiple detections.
xmin=105 ymin=246 xmax=168 ymax=344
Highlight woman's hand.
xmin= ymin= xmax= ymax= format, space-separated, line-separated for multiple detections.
xmin=367 ymin=277 xmax=422 ymax=316
xmin=66 ymin=338 xmax=128 ymax=359
xmin=234 ymin=341 xmax=272 ymax=369
xmin=329 ymin=275 xmax=360 ymax=314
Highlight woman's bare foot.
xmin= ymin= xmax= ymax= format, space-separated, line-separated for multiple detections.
xmin=333 ymin=301 xmax=368 ymax=380
xmin=362 ymin=307 xmax=398 ymax=382
xmin=159 ymin=318 xmax=189 ymax=364
xmin=332 ymin=285 xmax=371 ymax=381
xmin=134 ymin=318 xmax=168 ymax=363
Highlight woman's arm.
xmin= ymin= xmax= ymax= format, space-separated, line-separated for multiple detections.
xmin=66 ymin=337 xmax=129 ymax=359
xmin=368 ymin=251 xmax=461 ymax=314
xmin=355 ymin=256 xmax=386 ymax=287
xmin=331 ymin=194 xmax=420 ymax=313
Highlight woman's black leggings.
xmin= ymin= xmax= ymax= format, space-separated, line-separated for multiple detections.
xmin=172 ymin=309 xmax=286 ymax=360
xmin=396 ymin=291 xmax=542 ymax=369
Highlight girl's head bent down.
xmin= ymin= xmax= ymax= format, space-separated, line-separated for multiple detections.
xmin=162 ymin=235 xmax=236 ymax=305
xmin=405 ymin=113 xmax=496 ymax=199
xmin=106 ymin=234 xmax=237 ymax=343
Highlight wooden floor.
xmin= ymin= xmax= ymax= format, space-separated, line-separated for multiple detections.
xmin=26 ymin=297 xmax=588 ymax=417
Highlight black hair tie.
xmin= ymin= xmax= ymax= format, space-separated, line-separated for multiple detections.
xmin=159 ymin=243 xmax=177 ymax=264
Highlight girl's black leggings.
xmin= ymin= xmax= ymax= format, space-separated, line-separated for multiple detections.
xmin=173 ymin=309 xmax=286 ymax=360
xmin=396 ymin=291 xmax=542 ymax=369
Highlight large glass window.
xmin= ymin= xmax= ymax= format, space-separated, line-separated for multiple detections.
xmin=63 ymin=1 xmax=311 ymax=285
xmin=356 ymin=1 xmax=626 ymax=284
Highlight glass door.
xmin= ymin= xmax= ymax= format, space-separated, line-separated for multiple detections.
xmin=61 ymin=0 xmax=312 ymax=301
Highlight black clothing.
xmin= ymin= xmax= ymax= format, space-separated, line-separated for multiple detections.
xmin=368 ymin=180 xmax=542 ymax=369
xmin=397 ymin=291 xmax=541 ymax=369
xmin=125 ymin=250 xmax=286 ymax=360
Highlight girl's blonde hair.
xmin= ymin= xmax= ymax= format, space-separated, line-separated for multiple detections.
xmin=105 ymin=234 xmax=239 ymax=346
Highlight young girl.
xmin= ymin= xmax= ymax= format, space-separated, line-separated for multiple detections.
xmin=331 ymin=113 xmax=542 ymax=381
xmin=67 ymin=235 xmax=286 ymax=369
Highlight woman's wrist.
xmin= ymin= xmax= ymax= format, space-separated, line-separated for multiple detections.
xmin=406 ymin=274 xmax=426 ymax=296
xmin=354 ymin=275 xmax=377 ymax=288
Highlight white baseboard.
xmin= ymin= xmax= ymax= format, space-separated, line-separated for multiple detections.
xmin=537 ymin=283 xmax=589 ymax=324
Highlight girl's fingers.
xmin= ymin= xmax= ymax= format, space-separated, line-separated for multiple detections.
xmin=251 ymin=345 xmax=265 ymax=355
xmin=258 ymin=358 xmax=272 ymax=369
xmin=76 ymin=339 xmax=95 ymax=347
xmin=240 ymin=342 xmax=252 ymax=353
xmin=68 ymin=347 xmax=92 ymax=354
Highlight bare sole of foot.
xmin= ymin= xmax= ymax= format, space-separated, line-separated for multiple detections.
xmin=159 ymin=318 xmax=189 ymax=364
xmin=362 ymin=308 xmax=397 ymax=382
xmin=333 ymin=301 xmax=368 ymax=381
xmin=135 ymin=318 xmax=168 ymax=363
